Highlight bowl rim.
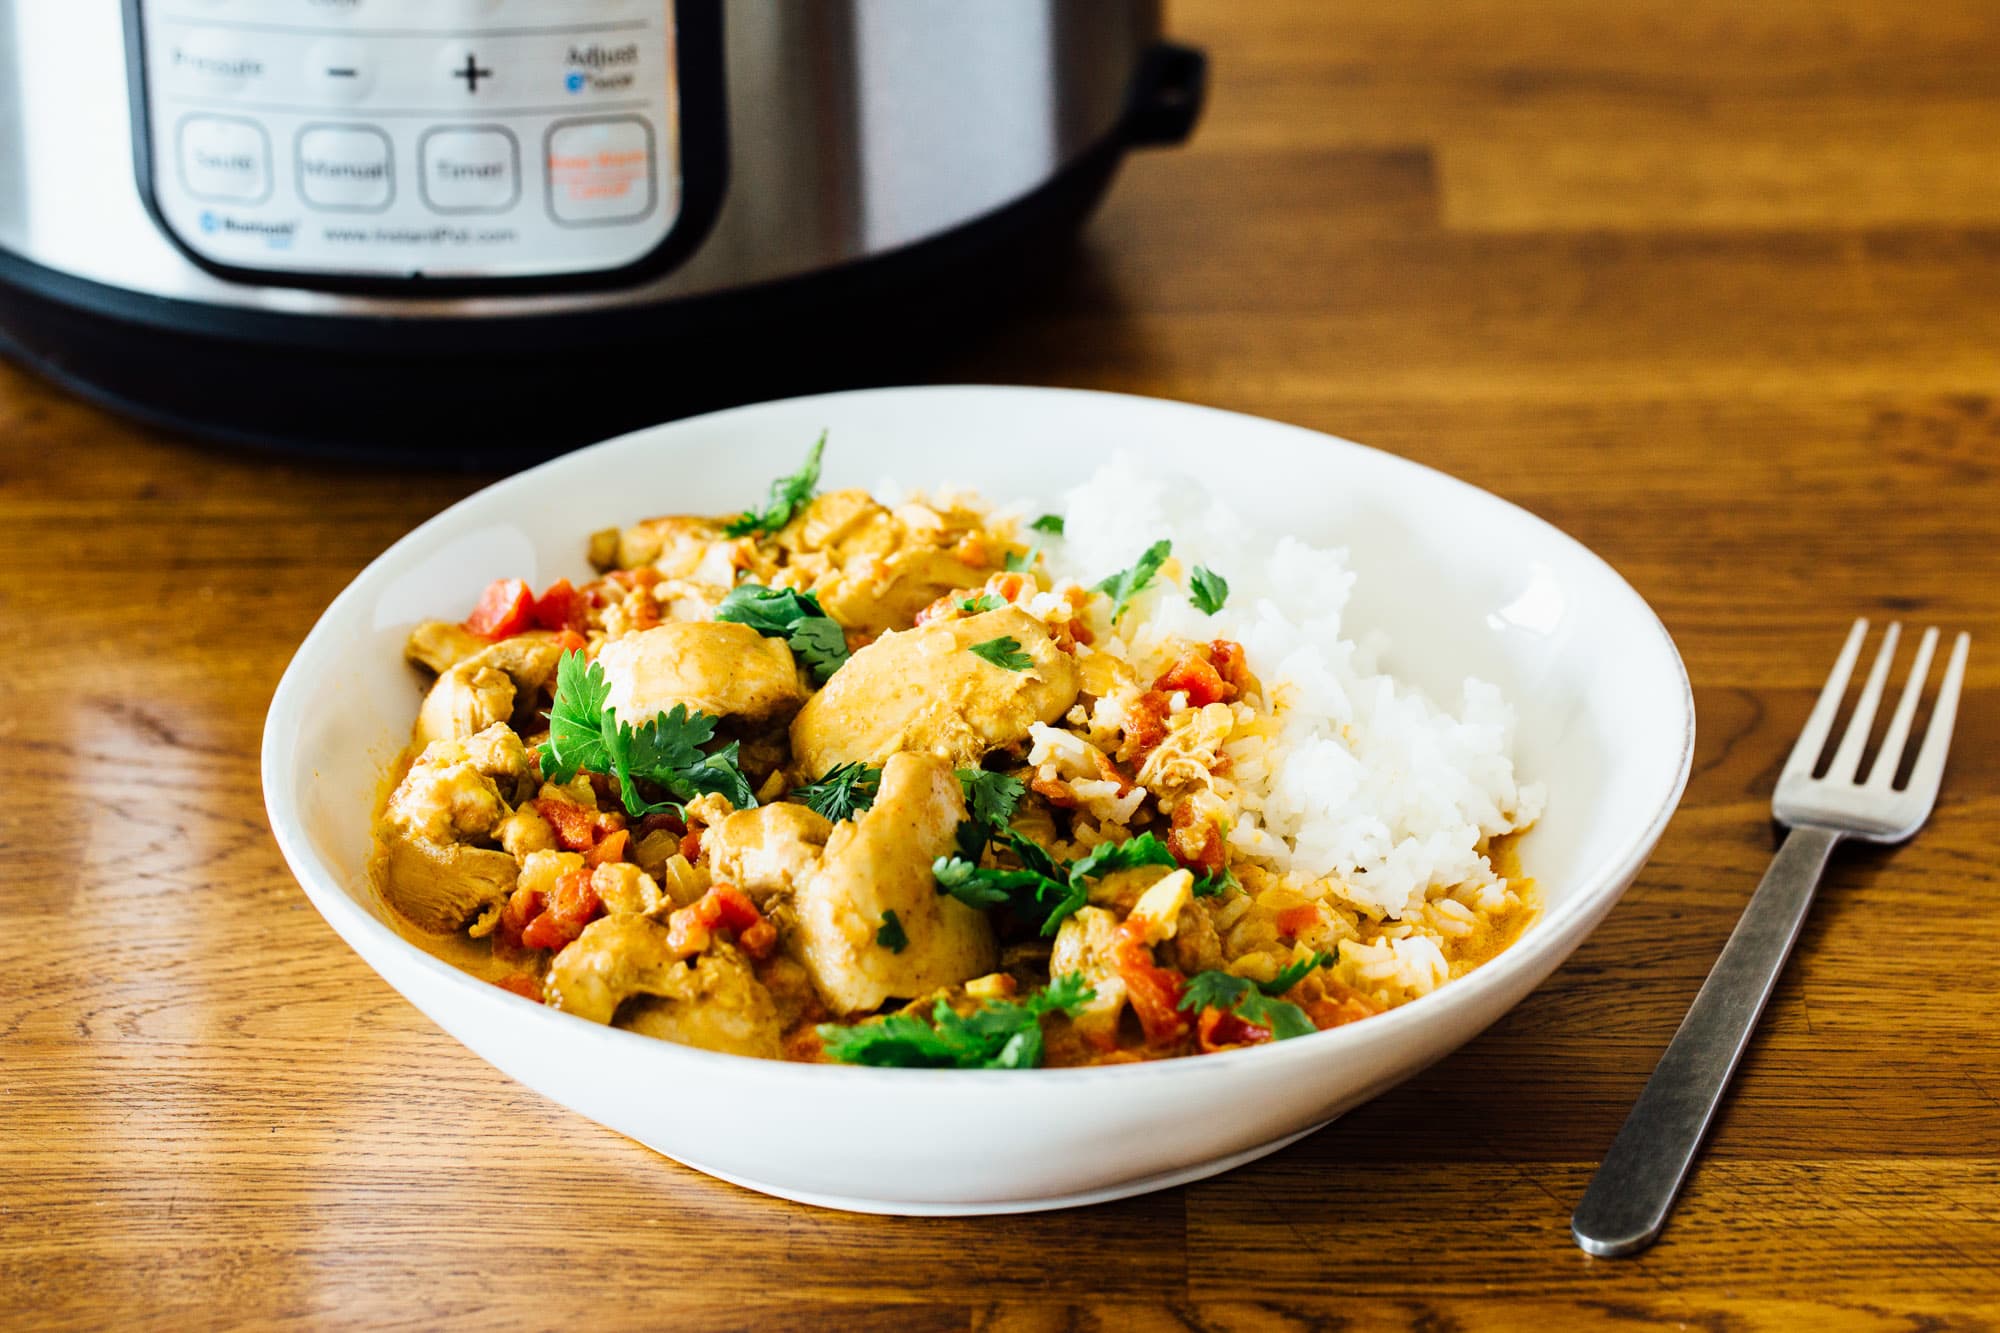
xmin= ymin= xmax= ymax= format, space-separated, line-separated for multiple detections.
xmin=261 ymin=383 xmax=1695 ymax=1085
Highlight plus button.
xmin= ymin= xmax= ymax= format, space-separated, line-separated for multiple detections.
xmin=452 ymin=53 xmax=492 ymax=93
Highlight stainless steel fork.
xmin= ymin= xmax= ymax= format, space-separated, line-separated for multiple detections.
xmin=1571 ymin=619 xmax=1971 ymax=1258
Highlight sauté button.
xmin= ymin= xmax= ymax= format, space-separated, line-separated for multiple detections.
xmin=297 ymin=125 xmax=393 ymax=211
xmin=545 ymin=117 xmax=655 ymax=226
xmin=176 ymin=114 xmax=272 ymax=203
xmin=419 ymin=126 xmax=519 ymax=213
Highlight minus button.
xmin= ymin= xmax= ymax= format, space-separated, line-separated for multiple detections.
xmin=305 ymin=40 xmax=373 ymax=103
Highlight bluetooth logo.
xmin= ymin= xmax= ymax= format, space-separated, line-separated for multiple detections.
xmin=565 ymin=71 xmax=586 ymax=93
xmin=199 ymin=211 xmax=219 ymax=233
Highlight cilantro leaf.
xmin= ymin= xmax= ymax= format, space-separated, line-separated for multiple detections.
xmin=958 ymin=593 xmax=1006 ymax=615
xmin=722 ymin=431 xmax=826 ymax=537
xmin=1177 ymin=967 xmax=1320 ymax=1041
xmin=1191 ymin=866 xmax=1238 ymax=897
xmin=1066 ymin=831 xmax=1177 ymax=883
xmin=714 ymin=581 xmax=849 ymax=683
xmin=934 ymin=829 xmax=1192 ymax=938
xmin=1029 ymin=514 xmax=1065 ymax=536
xmin=957 ymin=768 xmax=1026 ymax=833
xmin=1188 ymin=565 xmax=1230 ymax=615
xmin=875 ymin=910 xmax=909 ymax=954
xmin=541 ymin=649 xmax=756 ymax=818
xmin=1093 ymin=539 xmax=1172 ymax=624
xmin=794 ymin=762 xmax=880 ymax=823
xmin=543 ymin=648 xmax=616 ymax=784
xmin=816 ymin=974 xmax=1097 ymax=1069
xmin=1003 ymin=544 xmax=1041 ymax=574
xmin=967 ymin=636 xmax=1034 ymax=671
xmin=1260 ymin=951 xmax=1335 ymax=996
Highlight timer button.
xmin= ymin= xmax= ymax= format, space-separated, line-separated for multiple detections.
xmin=176 ymin=114 xmax=272 ymax=203
xmin=297 ymin=125 xmax=393 ymax=212
xmin=419 ymin=126 xmax=520 ymax=214
xmin=545 ymin=117 xmax=655 ymax=226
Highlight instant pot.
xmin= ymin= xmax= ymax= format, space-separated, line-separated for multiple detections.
xmin=0 ymin=2 xmax=1204 ymax=459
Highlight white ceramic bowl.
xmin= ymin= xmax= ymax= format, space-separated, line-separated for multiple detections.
xmin=262 ymin=386 xmax=1693 ymax=1215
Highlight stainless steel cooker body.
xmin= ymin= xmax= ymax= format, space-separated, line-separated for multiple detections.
xmin=0 ymin=1 xmax=1203 ymax=454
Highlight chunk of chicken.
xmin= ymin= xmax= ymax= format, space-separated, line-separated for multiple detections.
xmin=779 ymin=490 xmax=990 ymax=637
xmin=789 ymin=752 xmax=997 ymax=1014
xmin=1048 ymin=906 xmax=1129 ymax=1044
xmin=415 ymin=665 xmax=514 ymax=748
xmin=546 ymin=918 xmax=780 ymax=1059
xmin=404 ymin=620 xmax=492 ymax=674
xmin=790 ymin=607 xmax=1079 ymax=779
xmin=377 ymin=833 xmax=518 ymax=934
xmin=701 ymin=801 xmax=832 ymax=902
xmin=376 ymin=725 xmax=526 ymax=932
xmin=594 ymin=621 xmax=807 ymax=728
xmin=600 ymin=514 xmax=733 ymax=578
xmin=618 ymin=943 xmax=783 ymax=1058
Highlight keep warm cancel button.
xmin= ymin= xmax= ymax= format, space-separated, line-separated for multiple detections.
xmin=545 ymin=117 xmax=656 ymax=226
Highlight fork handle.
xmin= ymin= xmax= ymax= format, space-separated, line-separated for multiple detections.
xmin=1570 ymin=823 xmax=1842 ymax=1257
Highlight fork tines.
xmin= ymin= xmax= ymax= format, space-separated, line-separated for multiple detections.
xmin=1783 ymin=618 xmax=1971 ymax=794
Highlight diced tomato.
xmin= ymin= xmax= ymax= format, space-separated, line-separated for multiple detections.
xmin=1154 ymin=649 xmax=1232 ymax=707
xmin=1275 ymin=903 xmax=1321 ymax=940
xmin=584 ymin=829 xmax=630 ymax=866
xmin=536 ymin=797 xmax=599 ymax=852
xmin=1196 ymin=1005 xmax=1272 ymax=1053
xmin=494 ymin=973 xmax=544 ymax=1003
xmin=665 ymin=885 xmax=770 ymax=958
xmin=521 ymin=867 xmax=603 ymax=951
xmin=1113 ymin=924 xmax=1191 ymax=1045
xmin=1303 ymin=987 xmax=1381 ymax=1030
xmin=1208 ymin=639 xmax=1252 ymax=695
xmin=1117 ymin=689 xmax=1173 ymax=764
xmin=555 ymin=629 xmax=589 ymax=657
xmin=680 ymin=830 xmax=703 ymax=862
xmin=530 ymin=578 xmax=590 ymax=634
xmin=1168 ymin=801 xmax=1228 ymax=877
xmin=494 ymin=885 xmax=546 ymax=953
xmin=463 ymin=578 xmax=534 ymax=639
xmin=608 ymin=566 xmax=664 ymax=591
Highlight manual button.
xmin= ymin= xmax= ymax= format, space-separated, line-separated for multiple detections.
xmin=176 ymin=114 xmax=271 ymax=203
xmin=297 ymin=125 xmax=393 ymax=212
xmin=419 ymin=126 xmax=519 ymax=214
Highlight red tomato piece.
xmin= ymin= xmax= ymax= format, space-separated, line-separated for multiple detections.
xmin=464 ymin=578 xmax=534 ymax=639
xmin=494 ymin=974 xmax=544 ymax=1003
xmin=530 ymin=578 xmax=589 ymax=634
xmin=584 ymin=829 xmax=630 ymax=866
xmin=1196 ymin=1006 xmax=1272 ymax=1053
xmin=1154 ymin=649 xmax=1232 ymax=707
xmin=1114 ymin=925 xmax=1191 ymax=1045
xmin=1168 ymin=800 xmax=1228 ymax=877
xmin=1275 ymin=903 xmax=1321 ymax=940
xmin=535 ymin=797 xmax=599 ymax=852
xmin=1207 ymin=639 xmax=1253 ymax=695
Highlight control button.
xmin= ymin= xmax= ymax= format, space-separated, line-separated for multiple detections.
xmin=163 ymin=28 xmax=268 ymax=96
xmin=419 ymin=126 xmax=519 ymax=214
xmin=545 ymin=117 xmax=655 ymax=226
xmin=296 ymin=125 xmax=393 ymax=212
xmin=176 ymin=115 xmax=272 ymax=203
xmin=440 ymin=47 xmax=496 ymax=96
xmin=305 ymin=40 xmax=375 ymax=104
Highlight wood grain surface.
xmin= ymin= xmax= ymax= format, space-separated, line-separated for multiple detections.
xmin=4 ymin=1 xmax=1998 ymax=1328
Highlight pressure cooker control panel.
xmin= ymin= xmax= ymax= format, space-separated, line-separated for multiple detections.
xmin=130 ymin=1 xmax=686 ymax=283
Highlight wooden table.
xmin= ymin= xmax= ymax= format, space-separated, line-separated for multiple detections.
xmin=6 ymin=1 xmax=1997 ymax=1326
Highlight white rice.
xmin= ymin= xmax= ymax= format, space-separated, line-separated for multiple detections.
xmin=1041 ymin=455 xmax=1543 ymax=923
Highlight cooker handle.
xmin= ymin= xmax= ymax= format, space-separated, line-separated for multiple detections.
xmin=1123 ymin=42 xmax=1208 ymax=147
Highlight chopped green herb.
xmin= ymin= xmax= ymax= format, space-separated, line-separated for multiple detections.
xmin=543 ymin=649 xmax=756 ymax=817
xmin=875 ymin=910 xmax=909 ymax=954
xmin=714 ymin=581 xmax=850 ymax=683
xmin=1188 ymin=565 xmax=1230 ymax=615
xmin=933 ymin=830 xmax=1190 ymax=937
xmin=816 ymin=973 xmax=1096 ymax=1069
xmin=1003 ymin=544 xmax=1041 ymax=574
xmin=722 ymin=431 xmax=826 ymax=537
xmin=1093 ymin=539 xmax=1172 ymax=624
xmin=793 ymin=761 xmax=881 ymax=823
xmin=1177 ymin=969 xmax=1319 ymax=1041
xmin=1191 ymin=866 xmax=1239 ymax=898
xmin=1260 ymin=951 xmax=1335 ymax=996
xmin=967 ymin=635 xmax=1034 ymax=671
xmin=1029 ymin=514 xmax=1065 ymax=536
xmin=956 ymin=768 xmax=1026 ymax=833
xmin=958 ymin=592 xmax=1006 ymax=615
